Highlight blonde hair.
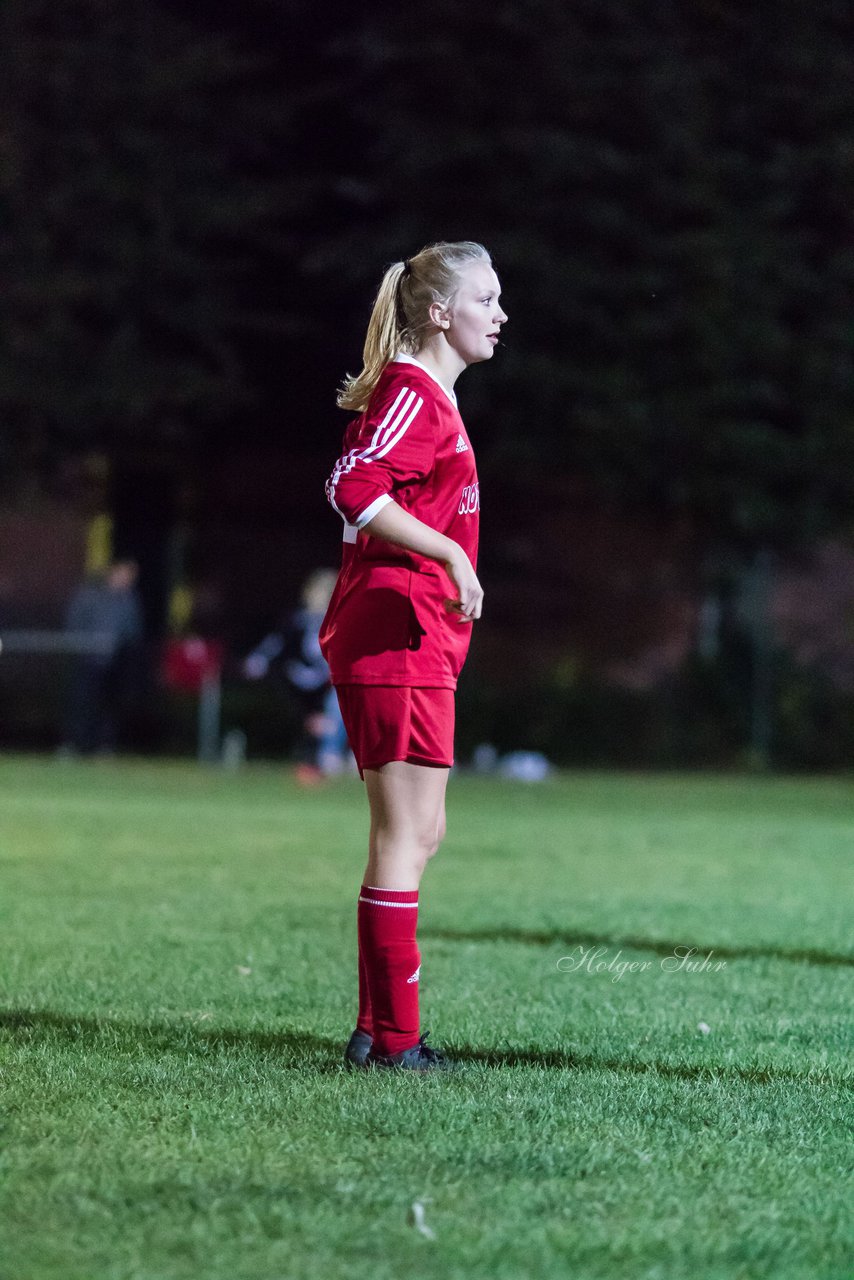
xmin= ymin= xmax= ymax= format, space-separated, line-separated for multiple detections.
xmin=337 ymin=240 xmax=492 ymax=411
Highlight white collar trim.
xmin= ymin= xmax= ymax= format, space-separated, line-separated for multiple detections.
xmin=393 ymin=352 xmax=458 ymax=407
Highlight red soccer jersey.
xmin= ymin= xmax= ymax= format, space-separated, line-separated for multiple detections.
xmin=319 ymin=356 xmax=480 ymax=688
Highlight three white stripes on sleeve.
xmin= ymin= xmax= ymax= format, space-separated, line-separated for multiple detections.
xmin=327 ymin=387 xmax=424 ymax=529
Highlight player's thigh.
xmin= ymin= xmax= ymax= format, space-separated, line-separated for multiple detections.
xmin=365 ymin=760 xmax=450 ymax=845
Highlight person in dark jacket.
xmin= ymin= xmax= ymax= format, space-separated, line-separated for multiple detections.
xmin=60 ymin=560 xmax=144 ymax=755
xmin=243 ymin=569 xmax=350 ymax=782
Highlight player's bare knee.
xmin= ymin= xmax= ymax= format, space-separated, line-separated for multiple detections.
xmin=416 ymin=826 xmax=441 ymax=867
xmin=421 ymin=837 xmax=440 ymax=866
xmin=422 ymin=813 xmax=445 ymax=863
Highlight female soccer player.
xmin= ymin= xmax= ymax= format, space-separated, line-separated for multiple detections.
xmin=320 ymin=240 xmax=507 ymax=1071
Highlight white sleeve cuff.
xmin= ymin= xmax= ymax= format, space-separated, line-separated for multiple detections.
xmin=354 ymin=493 xmax=393 ymax=529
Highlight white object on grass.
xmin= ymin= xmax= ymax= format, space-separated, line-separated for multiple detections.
xmin=409 ymin=1200 xmax=436 ymax=1240
xmin=498 ymin=751 xmax=553 ymax=782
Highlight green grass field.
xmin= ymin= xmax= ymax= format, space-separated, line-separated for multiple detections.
xmin=0 ymin=756 xmax=851 ymax=1280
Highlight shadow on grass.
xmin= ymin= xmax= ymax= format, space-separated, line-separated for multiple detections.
xmin=0 ymin=1008 xmax=847 ymax=1088
xmin=0 ymin=1007 xmax=339 ymax=1067
xmin=445 ymin=1043 xmax=847 ymax=1088
xmin=422 ymin=927 xmax=854 ymax=968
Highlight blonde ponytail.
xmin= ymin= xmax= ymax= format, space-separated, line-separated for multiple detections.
xmin=337 ymin=240 xmax=492 ymax=412
xmin=337 ymin=261 xmax=407 ymax=411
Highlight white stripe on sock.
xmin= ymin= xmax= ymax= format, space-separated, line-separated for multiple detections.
xmin=358 ymin=896 xmax=418 ymax=908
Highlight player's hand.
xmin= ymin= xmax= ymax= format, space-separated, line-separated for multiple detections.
xmin=444 ymin=546 xmax=483 ymax=622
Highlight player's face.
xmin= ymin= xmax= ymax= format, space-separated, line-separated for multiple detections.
xmin=444 ymin=263 xmax=507 ymax=365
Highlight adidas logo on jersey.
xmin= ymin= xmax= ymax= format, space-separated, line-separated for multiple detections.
xmin=455 ymin=434 xmax=468 ymax=453
xmin=406 ymin=965 xmax=421 ymax=984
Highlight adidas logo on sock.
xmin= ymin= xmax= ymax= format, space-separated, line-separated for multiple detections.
xmin=406 ymin=965 xmax=421 ymax=984
xmin=455 ymin=434 xmax=468 ymax=452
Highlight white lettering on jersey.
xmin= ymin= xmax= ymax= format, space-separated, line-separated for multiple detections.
xmin=458 ymin=481 xmax=480 ymax=515
xmin=455 ymin=434 xmax=468 ymax=453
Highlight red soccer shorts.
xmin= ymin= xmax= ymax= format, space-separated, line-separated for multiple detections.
xmin=335 ymin=685 xmax=455 ymax=777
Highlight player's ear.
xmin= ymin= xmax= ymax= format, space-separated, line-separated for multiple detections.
xmin=429 ymin=300 xmax=451 ymax=330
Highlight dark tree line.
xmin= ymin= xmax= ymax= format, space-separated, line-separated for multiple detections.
xmin=310 ymin=0 xmax=854 ymax=559
xmin=2 ymin=0 xmax=852 ymax=559
xmin=0 ymin=0 xmax=297 ymax=481
xmin=2 ymin=0 xmax=854 ymax=763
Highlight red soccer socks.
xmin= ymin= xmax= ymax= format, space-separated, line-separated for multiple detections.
xmin=356 ymin=941 xmax=373 ymax=1038
xmin=357 ymin=884 xmax=421 ymax=1055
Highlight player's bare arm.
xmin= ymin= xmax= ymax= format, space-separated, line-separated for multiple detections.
xmin=362 ymin=501 xmax=483 ymax=621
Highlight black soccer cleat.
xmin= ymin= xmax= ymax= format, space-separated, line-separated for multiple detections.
xmin=365 ymin=1030 xmax=453 ymax=1072
xmin=343 ymin=1028 xmax=373 ymax=1068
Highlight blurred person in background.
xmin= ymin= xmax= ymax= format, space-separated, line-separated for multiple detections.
xmin=60 ymin=559 xmax=144 ymax=756
xmin=243 ymin=568 xmax=350 ymax=783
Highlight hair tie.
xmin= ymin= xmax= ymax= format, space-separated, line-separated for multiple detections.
xmin=402 ymin=258 xmax=412 ymax=277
